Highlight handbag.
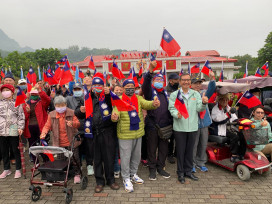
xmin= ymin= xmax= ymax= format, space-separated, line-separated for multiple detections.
xmin=155 ymin=124 xmax=173 ymax=140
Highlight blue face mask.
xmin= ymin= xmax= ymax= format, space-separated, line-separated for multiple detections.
xmin=154 ymin=82 xmax=163 ymax=89
xmin=73 ymin=90 xmax=83 ymax=97
xmin=19 ymin=85 xmax=27 ymax=90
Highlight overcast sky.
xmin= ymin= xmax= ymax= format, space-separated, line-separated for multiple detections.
xmin=0 ymin=0 xmax=271 ymax=57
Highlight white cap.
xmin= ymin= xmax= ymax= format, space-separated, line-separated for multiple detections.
xmin=18 ymin=79 xmax=27 ymax=84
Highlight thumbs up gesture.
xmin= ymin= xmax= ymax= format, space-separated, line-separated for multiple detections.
xmin=111 ymin=112 xmax=119 ymax=121
xmin=261 ymin=118 xmax=268 ymax=127
xmin=149 ymin=60 xmax=157 ymax=73
xmin=202 ymin=92 xmax=208 ymax=104
xmin=153 ymin=96 xmax=160 ymax=107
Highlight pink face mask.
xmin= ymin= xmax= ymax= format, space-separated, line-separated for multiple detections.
xmin=2 ymin=91 xmax=12 ymax=98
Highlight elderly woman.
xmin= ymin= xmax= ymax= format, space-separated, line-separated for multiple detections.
xmin=211 ymin=94 xmax=246 ymax=162
xmin=40 ymin=96 xmax=81 ymax=184
xmin=0 ymin=84 xmax=25 ymax=179
xmin=251 ymin=106 xmax=272 ymax=158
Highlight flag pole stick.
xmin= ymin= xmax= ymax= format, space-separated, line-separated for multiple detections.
xmin=197 ymin=60 xmax=207 ymax=78
xmin=234 ymin=90 xmax=248 ymax=107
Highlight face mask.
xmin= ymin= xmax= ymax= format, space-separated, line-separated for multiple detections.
xmin=2 ymin=91 xmax=12 ymax=99
xmin=154 ymin=82 xmax=163 ymax=89
xmin=73 ymin=90 xmax=83 ymax=97
xmin=135 ymin=90 xmax=140 ymax=95
xmin=19 ymin=85 xmax=27 ymax=90
xmin=92 ymin=86 xmax=103 ymax=94
xmin=171 ymin=83 xmax=179 ymax=90
xmin=125 ymin=88 xmax=135 ymax=96
xmin=30 ymin=95 xmax=40 ymax=101
xmin=55 ymin=107 xmax=67 ymax=113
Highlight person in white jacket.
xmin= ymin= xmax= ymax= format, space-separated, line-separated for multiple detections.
xmin=211 ymin=94 xmax=246 ymax=163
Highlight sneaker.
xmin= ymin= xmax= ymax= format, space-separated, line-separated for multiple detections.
xmin=192 ymin=167 xmax=196 ymax=173
xmin=167 ymin=156 xmax=175 ymax=164
xmin=87 ymin=165 xmax=94 ymax=176
xmin=141 ymin=159 xmax=149 ymax=167
xmin=114 ymin=171 xmax=120 ymax=179
xmin=14 ymin=170 xmax=21 ymax=179
xmin=74 ymin=175 xmax=81 ymax=184
xmin=149 ymin=170 xmax=157 ymax=181
xmin=131 ymin=174 xmax=144 ymax=184
xmin=0 ymin=170 xmax=12 ymax=179
xmin=157 ymin=169 xmax=170 ymax=179
xmin=123 ymin=178 xmax=134 ymax=193
xmin=196 ymin=165 xmax=208 ymax=172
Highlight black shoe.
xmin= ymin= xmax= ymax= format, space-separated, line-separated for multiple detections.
xmin=149 ymin=170 xmax=157 ymax=181
xmin=230 ymin=156 xmax=239 ymax=163
xmin=157 ymin=169 xmax=171 ymax=179
xmin=185 ymin=174 xmax=199 ymax=181
xmin=178 ymin=175 xmax=185 ymax=184
xmin=167 ymin=156 xmax=175 ymax=164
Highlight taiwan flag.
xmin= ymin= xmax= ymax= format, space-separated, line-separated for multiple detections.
xmin=150 ymin=53 xmax=162 ymax=71
xmin=1 ymin=67 xmax=5 ymax=79
xmin=110 ymin=91 xmax=135 ymax=111
xmin=44 ymin=71 xmax=58 ymax=85
xmin=57 ymin=55 xmax=70 ymax=68
xmin=128 ymin=67 xmax=139 ymax=87
xmin=112 ymin=61 xmax=125 ymax=80
xmin=160 ymin=66 xmax=167 ymax=87
xmin=26 ymin=66 xmax=37 ymax=85
xmin=174 ymin=90 xmax=189 ymax=119
xmin=219 ymin=62 xmax=224 ymax=82
xmin=26 ymin=77 xmax=32 ymax=93
xmin=243 ymin=61 xmax=248 ymax=78
xmin=15 ymin=87 xmax=27 ymax=107
xmin=261 ymin=62 xmax=269 ymax=77
xmin=191 ymin=63 xmax=200 ymax=74
xmin=255 ymin=68 xmax=262 ymax=77
xmin=239 ymin=91 xmax=261 ymax=109
xmin=201 ymin=60 xmax=212 ymax=76
xmin=84 ymin=85 xmax=93 ymax=119
xmin=160 ymin=28 xmax=181 ymax=57
xmin=79 ymin=69 xmax=85 ymax=79
xmin=179 ymin=68 xmax=183 ymax=76
xmin=88 ymin=56 xmax=95 ymax=70
xmin=59 ymin=61 xmax=74 ymax=86
xmin=138 ymin=64 xmax=143 ymax=76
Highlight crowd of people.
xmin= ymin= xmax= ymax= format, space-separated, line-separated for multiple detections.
xmin=0 ymin=60 xmax=271 ymax=194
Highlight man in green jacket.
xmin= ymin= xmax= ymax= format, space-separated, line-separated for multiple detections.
xmin=168 ymin=74 xmax=208 ymax=184
xmin=111 ymin=79 xmax=160 ymax=193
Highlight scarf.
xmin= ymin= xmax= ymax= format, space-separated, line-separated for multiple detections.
xmin=122 ymin=93 xmax=140 ymax=130
xmin=151 ymin=85 xmax=169 ymax=103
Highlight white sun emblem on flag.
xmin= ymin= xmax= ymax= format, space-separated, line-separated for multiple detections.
xmin=101 ymin=103 xmax=108 ymax=109
xmin=85 ymin=121 xmax=91 ymax=127
xmin=153 ymin=90 xmax=157 ymax=95
xmin=131 ymin=112 xmax=137 ymax=117
xmin=245 ymin=93 xmax=251 ymax=97
xmin=178 ymin=95 xmax=183 ymax=101
xmin=95 ymin=79 xmax=100 ymax=83
xmin=164 ymin=34 xmax=169 ymax=39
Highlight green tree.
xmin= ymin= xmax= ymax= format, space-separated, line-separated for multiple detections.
xmin=258 ymin=32 xmax=272 ymax=66
xmin=231 ymin=54 xmax=258 ymax=73
xmin=33 ymin=48 xmax=62 ymax=68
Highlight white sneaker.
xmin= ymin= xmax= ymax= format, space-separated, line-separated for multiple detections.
xmin=114 ymin=171 xmax=120 ymax=179
xmin=131 ymin=174 xmax=144 ymax=184
xmin=14 ymin=170 xmax=21 ymax=179
xmin=87 ymin=165 xmax=94 ymax=176
xmin=123 ymin=178 xmax=134 ymax=193
xmin=0 ymin=170 xmax=12 ymax=179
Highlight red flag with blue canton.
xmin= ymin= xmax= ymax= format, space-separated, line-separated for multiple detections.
xmin=88 ymin=56 xmax=95 ymax=70
xmin=239 ymin=90 xmax=261 ymax=109
xmin=254 ymin=68 xmax=262 ymax=77
xmin=150 ymin=53 xmax=162 ymax=71
xmin=201 ymin=60 xmax=212 ymax=76
xmin=84 ymin=85 xmax=93 ymax=119
xmin=59 ymin=61 xmax=73 ymax=86
xmin=261 ymin=62 xmax=269 ymax=77
xmin=26 ymin=66 xmax=37 ymax=85
xmin=179 ymin=68 xmax=183 ymax=76
xmin=160 ymin=66 xmax=167 ymax=87
xmin=160 ymin=28 xmax=181 ymax=56
xmin=26 ymin=77 xmax=32 ymax=93
xmin=191 ymin=63 xmax=200 ymax=74
xmin=138 ymin=64 xmax=143 ymax=76
xmin=219 ymin=62 xmax=224 ymax=82
xmin=128 ymin=67 xmax=139 ymax=87
xmin=112 ymin=61 xmax=125 ymax=80
xmin=40 ymin=140 xmax=54 ymax=161
xmin=110 ymin=91 xmax=135 ymax=111
xmin=79 ymin=69 xmax=85 ymax=79
xmin=15 ymin=87 xmax=27 ymax=107
xmin=57 ymin=55 xmax=70 ymax=68
xmin=174 ymin=90 xmax=189 ymax=119
xmin=44 ymin=71 xmax=58 ymax=85
xmin=1 ymin=67 xmax=5 ymax=79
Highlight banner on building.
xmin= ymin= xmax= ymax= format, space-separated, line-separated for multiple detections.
xmin=166 ymin=60 xmax=176 ymax=70
xmin=121 ymin=62 xmax=131 ymax=71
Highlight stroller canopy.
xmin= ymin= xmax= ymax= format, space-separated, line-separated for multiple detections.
xmin=29 ymin=146 xmax=73 ymax=158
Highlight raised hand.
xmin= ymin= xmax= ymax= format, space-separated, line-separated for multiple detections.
xmin=104 ymin=87 xmax=110 ymax=94
xmin=149 ymin=60 xmax=157 ymax=72
xmin=66 ymin=120 xmax=73 ymax=127
xmin=261 ymin=119 xmax=268 ymax=127
xmin=80 ymin=106 xmax=86 ymax=113
xmin=177 ymin=112 xmax=182 ymax=119
xmin=202 ymin=92 xmax=208 ymax=104
xmin=153 ymin=96 xmax=160 ymax=107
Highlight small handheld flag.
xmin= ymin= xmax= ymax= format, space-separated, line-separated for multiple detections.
xmin=255 ymin=68 xmax=262 ymax=77
xmin=88 ymin=56 xmax=95 ymax=70
xmin=110 ymin=91 xmax=136 ymax=111
xmin=179 ymin=68 xmax=183 ymax=76
xmin=26 ymin=66 xmax=37 ymax=85
xmin=15 ymin=87 xmax=27 ymax=107
xmin=261 ymin=61 xmax=269 ymax=77
xmin=191 ymin=63 xmax=200 ymax=74
xmin=174 ymin=90 xmax=189 ymax=119
xmin=201 ymin=60 xmax=212 ymax=76
xmin=238 ymin=90 xmax=261 ymax=108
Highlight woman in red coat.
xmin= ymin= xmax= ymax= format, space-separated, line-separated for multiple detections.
xmin=23 ymin=84 xmax=51 ymax=164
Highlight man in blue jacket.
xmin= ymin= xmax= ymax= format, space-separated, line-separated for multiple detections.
xmin=190 ymin=74 xmax=216 ymax=173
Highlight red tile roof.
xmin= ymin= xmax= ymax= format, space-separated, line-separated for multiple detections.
xmin=71 ymin=55 xmax=113 ymax=67
xmin=180 ymin=55 xmax=237 ymax=64
xmin=185 ymin=50 xmax=220 ymax=57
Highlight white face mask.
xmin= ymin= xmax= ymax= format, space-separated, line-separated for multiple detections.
xmin=2 ymin=90 xmax=12 ymax=98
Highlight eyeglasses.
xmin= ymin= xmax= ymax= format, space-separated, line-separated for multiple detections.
xmin=154 ymin=78 xmax=164 ymax=82
xmin=255 ymin=111 xmax=264 ymax=114
xmin=181 ymin=79 xmax=191 ymax=82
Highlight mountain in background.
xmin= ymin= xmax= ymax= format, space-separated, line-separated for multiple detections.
xmin=0 ymin=29 xmax=34 ymax=53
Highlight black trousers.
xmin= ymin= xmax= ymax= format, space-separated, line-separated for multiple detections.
xmin=94 ymin=126 xmax=116 ymax=186
xmin=168 ymin=133 xmax=176 ymax=157
xmin=147 ymin=129 xmax=168 ymax=171
xmin=227 ymin=130 xmax=246 ymax=156
xmin=80 ymin=137 xmax=94 ymax=166
xmin=174 ymin=131 xmax=197 ymax=176
xmin=0 ymin=136 xmax=21 ymax=170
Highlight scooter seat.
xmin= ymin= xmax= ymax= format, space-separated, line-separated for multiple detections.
xmin=209 ymin=135 xmax=229 ymax=144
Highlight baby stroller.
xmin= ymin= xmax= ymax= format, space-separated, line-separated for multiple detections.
xmin=29 ymin=132 xmax=88 ymax=204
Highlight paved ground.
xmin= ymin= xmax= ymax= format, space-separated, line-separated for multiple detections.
xmin=1 ymin=154 xmax=272 ymax=204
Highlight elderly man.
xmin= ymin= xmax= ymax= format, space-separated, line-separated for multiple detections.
xmin=168 ymin=74 xmax=208 ymax=184
xmin=142 ymin=61 xmax=172 ymax=181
